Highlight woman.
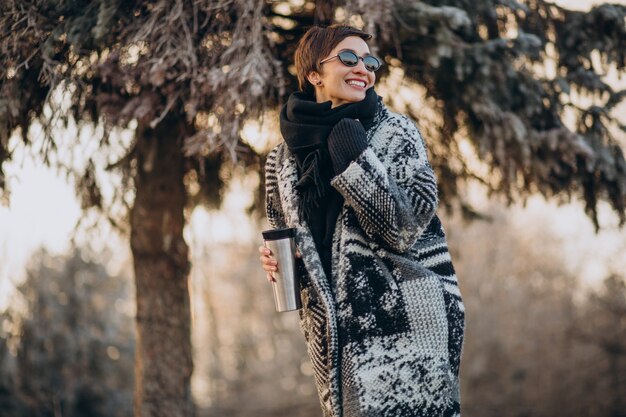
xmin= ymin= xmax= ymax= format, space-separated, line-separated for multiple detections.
xmin=258 ymin=24 xmax=465 ymax=417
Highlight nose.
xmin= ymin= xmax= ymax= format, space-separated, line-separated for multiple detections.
xmin=352 ymin=59 xmax=368 ymax=74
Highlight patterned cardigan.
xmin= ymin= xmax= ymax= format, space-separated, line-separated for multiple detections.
xmin=264 ymin=98 xmax=465 ymax=417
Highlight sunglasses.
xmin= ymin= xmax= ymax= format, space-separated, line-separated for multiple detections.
xmin=319 ymin=50 xmax=382 ymax=72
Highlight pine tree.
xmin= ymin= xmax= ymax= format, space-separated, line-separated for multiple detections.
xmin=1 ymin=1 xmax=625 ymax=416
xmin=0 ymin=249 xmax=134 ymax=417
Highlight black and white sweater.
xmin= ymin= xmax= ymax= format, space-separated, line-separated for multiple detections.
xmin=264 ymin=97 xmax=465 ymax=417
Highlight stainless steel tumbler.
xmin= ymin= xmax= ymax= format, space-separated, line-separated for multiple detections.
xmin=262 ymin=227 xmax=302 ymax=312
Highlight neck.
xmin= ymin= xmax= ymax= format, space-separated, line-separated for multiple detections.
xmin=314 ymin=90 xmax=346 ymax=109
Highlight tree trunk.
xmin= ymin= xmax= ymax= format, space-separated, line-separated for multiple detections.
xmin=131 ymin=118 xmax=193 ymax=417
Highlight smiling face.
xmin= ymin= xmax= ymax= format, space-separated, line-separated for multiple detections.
xmin=307 ymin=36 xmax=376 ymax=108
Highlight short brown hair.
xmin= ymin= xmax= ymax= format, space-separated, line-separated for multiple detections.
xmin=294 ymin=24 xmax=372 ymax=96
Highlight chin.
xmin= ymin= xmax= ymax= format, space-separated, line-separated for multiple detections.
xmin=346 ymin=91 xmax=366 ymax=101
xmin=333 ymin=91 xmax=366 ymax=107
xmin=352 ymin=92 xmax=367 ymax=101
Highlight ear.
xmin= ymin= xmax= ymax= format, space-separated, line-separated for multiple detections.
xmin=306 ymin=71 xmax=321 ymax=86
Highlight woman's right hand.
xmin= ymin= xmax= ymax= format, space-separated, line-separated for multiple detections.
xmin=258 ymin=245 xmax=278 ymax=283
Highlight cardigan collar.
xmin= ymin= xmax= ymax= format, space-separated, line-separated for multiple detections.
xmin=272 ymin=96 xmax=388 ymax=416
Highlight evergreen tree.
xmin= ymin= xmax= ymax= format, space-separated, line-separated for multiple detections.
xmin=1 ymin=1 xmax=624 ymax=416
xmin=0 ymin=249 xmax=134 ymax=417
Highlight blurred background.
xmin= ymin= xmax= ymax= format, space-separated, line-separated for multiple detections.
xmin=1 ymin=0 xmax=625 ymax=416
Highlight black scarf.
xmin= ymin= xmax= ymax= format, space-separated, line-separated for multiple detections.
xmin=279 ymin=87 xmax=379 ymax=223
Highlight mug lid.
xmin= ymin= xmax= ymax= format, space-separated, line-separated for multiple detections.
xmin=262 ymin=227 xmax=296 ymax=240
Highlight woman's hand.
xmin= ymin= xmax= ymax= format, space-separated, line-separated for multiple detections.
xmin=327 ymin=118 xmax=369 ymax=174
xmin=259 ymin=245 xmax=278 ymax=282
xmin=258 ymin=245 xmax=302 ymax=283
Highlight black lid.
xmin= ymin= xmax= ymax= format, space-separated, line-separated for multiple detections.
xmin=262 ymin=227 xmax=296 ymax=240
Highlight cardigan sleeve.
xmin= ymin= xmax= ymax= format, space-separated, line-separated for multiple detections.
xmin=329 ymin=115 xmax=438 ymax=253
xmin=264 ymin=145 xmax=288 ymax=229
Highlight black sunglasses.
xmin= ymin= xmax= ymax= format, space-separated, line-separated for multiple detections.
xmin=319 ymin=50 xmax=382 ymax=72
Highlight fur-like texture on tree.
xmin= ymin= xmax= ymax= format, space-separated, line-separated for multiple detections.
xmin=1 ymin=0 xmax=625 ymax=227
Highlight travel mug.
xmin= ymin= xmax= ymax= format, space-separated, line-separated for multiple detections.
xmin=261 ymin=227 xmax=302 ymax=312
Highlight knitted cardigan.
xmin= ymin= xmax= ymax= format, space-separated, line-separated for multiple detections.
xmin=264 ymin=98 xmax=465 ymax=417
